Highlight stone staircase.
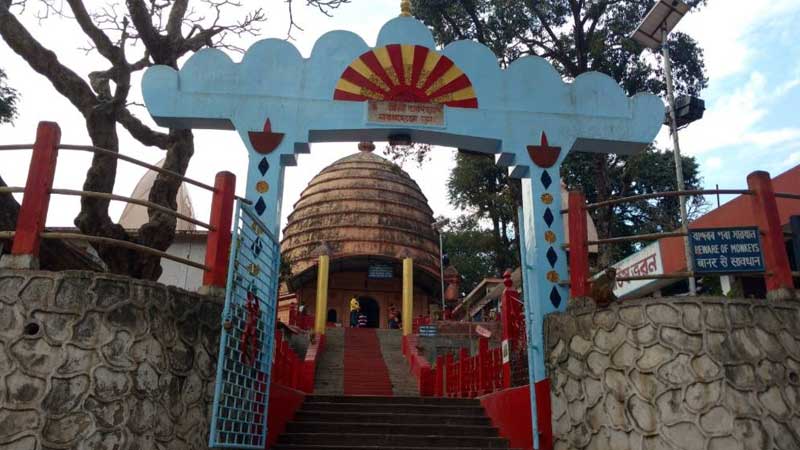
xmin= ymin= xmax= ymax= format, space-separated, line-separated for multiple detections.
xmin=272 ymin=395 xmax=516 ymax=449
xmin=313 ymin=327 xmax=420 ymax=396
xmin=313 ymin=328 xmax=344 ymax=394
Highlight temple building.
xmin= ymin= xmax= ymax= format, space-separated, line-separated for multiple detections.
xmin=278 ymin=142 xmax=441 ymax=328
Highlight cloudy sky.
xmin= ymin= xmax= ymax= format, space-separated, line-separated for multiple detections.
xmin=1 ymin=0 xmax=799 ymax=233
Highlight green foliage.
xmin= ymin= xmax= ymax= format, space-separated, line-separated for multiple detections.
xmin=413 ymin=0 xmax=708 ymax=96
xmin=447 ymin=152 xmax=520 ymax=274
xmin=415 ymin=0 xmax=711 ymax=267
xmin=440 ymin=216 xmax=504 ymax=295
xmin=561 ymin=146 xmax=707 ymax=262
xmin=0 ymin=68 xmax=18 ymax=124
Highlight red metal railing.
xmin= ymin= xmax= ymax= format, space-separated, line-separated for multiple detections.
xmin=412 ymin=315 xmax=432 ymax=333
xmin=287 ymin=305 xmax=315 ymax=330
xmin=565 ymin=170 xmax=799 ymax=298
xmin=271 ymin=330 xmax=304 ymax=390
xmin=0 ymin=121 xmax=245 ymax=291
xmin=438 ymin=339 xmax=504 ymax=398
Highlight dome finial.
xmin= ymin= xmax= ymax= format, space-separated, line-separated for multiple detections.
xmin=358 ymin=141 xmax=376 ymax=152
xmin=400 ymin=0 xmax=412 ymax=17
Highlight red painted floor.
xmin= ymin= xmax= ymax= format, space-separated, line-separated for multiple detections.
xmin=343 ymin=328 xmax=393 ymax=396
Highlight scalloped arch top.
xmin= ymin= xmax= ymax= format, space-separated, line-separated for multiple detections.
xmin=333 ymin=44 xmax=478 ymax=109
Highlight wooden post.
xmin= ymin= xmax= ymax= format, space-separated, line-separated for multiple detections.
xmin=314 ymin=252 xmax=330 ymax=335
xmin=747 ymin=171 xmax=794 ymax=295
xmin=2 ymin=122 xmax=61 ymax=269
xmin=568 ymin=191 xmax=590 ymax=298
xmin=402 ymin=257 xmax=414 ymax=336
xmin=202 ymin=171 xmax=236 ymax=290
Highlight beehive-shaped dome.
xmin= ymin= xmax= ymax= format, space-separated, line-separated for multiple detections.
xmin=281 ymin=145 xmax=440 ymax=282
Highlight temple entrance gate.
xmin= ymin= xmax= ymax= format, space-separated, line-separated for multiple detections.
xmin=209 ymin=201 xmax=280 ymax=448
xmin=141 ymin=10 xmax=664 ymax=449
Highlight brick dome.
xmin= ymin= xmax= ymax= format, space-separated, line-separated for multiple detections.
xmin=280 ymin=146 xmax=440 ymax=287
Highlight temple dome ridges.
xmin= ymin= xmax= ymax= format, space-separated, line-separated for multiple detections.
xmin=281 ymin=148 xmax=440 ymax=283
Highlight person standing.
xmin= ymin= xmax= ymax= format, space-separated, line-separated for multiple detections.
xmin=388 ymin=304 xmax=399 ymax=329
xmin=349 ymin=296 xmax=360 ymax=328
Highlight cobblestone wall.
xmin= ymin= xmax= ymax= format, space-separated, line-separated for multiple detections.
xmin=0 ymin=269 xmax=223 ymax=450
xmin=545 ymin=296 xmax=800 ymax=450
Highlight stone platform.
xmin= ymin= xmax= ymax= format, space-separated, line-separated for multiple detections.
xmin=545 ymin=296 xmax=800 ymax=450
xmin=0 ymin=269 xmax=223 ymax=449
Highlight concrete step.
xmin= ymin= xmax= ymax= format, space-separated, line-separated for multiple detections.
xmin=277 ymin=433 xmax=511 ymax=448
xmin=306 ymin=394 xmax=480 ymax=406
xmin=285 ymin=421 xmax=499 ymax=437
xmin=273 ymin=446 xmax=521 ymax=450
xmin=293 ymin=410 xmax=492 ymax=426
xmin=300 ymin=401 xmax=487 ymax=416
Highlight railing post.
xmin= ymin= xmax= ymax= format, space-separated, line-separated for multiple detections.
xmin=747 ymin=171 xmax=795 ymax=297
xmin=445 ymin=353 xmax=454 ymax=397
xmin=1 ymin=122 xmax=61 ymax=270
xmin=568 ymin=191 xmax=590 ymax=298
xmin=478 ymin=337 xmax=489 ymax=394
xmin=500 ymin=270 xmax=518 ymax=388
xmin=458 ymin=348 xmax=469 ymax=398
xmin=201 ymin=171 xmax=236 ymax=293
xmin=435 ymin=355 xmax=444 ymax=397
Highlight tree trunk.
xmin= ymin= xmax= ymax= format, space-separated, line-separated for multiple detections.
xmin=74 ymin=108 xmax=132 ymax=274
xmin=134 ymin=129 xmax=194 ymax=279
xmin=592 ymin=153 xmax=614 ymax=268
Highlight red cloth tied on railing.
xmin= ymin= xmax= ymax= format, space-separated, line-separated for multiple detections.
xmin=240 ymin=291 xmax=261 ymax=366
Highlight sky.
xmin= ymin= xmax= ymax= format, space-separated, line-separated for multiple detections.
xmin=1 ymin=0 xmax=799 ymax=233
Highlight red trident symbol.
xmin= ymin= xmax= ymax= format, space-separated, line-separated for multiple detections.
xmin=240 ymin=290 xmax=261 ymax=366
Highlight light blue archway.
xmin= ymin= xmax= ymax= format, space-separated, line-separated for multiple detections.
xmin=142 ymin=14 xmax=663 ymax=449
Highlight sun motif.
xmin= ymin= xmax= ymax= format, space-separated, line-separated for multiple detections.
xmin=333 ymin=44 xmax=478 ymax=108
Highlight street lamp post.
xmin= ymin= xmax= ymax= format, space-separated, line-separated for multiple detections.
xmin=632 ymin=0 xmax=697 ymax=296
xmin=432 ymin=219 xmax=449 ymax=310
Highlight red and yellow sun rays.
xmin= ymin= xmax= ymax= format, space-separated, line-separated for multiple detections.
xmin=333 ymin=44 xmax=478 ymax=109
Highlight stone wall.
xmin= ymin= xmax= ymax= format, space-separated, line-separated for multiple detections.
xmin=545 ymin=296 xmax=800 ymax=450
xmin=0 ymin=269 xmax=223 ymax=450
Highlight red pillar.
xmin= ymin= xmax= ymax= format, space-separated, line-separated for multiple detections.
xmin=203 ymin=171 xmax=236 ymax=289
xmin=747 ymin=171 xmax=794 ymax=293
xmin=8 ymin=122 xmax=61 ymax=265
xmin=568 ymin=191 xmax=590 ymax=298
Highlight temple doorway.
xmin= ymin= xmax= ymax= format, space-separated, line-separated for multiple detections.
xmin=358 ymin=297 xmax=380 ymax=328
xmin=327 ymin=308 xmax=337 ymax=324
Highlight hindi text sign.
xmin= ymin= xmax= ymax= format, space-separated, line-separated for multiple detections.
xmin=689 ymin=227 xmax=764 ymax=273
xmin=367 ymin=101 xmax=445 ymax=127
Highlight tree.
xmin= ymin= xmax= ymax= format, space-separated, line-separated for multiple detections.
xmin=414 ymin=0 xmax=709 ymax=265
xmin=0 ymin=0 xmax=346 ymax=279
xmin=447 ymin=151 xmax=519 ymax=274
xmin=0 ymin=67 xmax=17 ymax=123
xmin=562 ymin=146 xmax=706 ymax=263
xmin=440 ymin=216 xmax=502 ymax=295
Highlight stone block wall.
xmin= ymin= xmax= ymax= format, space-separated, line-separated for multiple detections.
xmin=545 ymin=296 xmax=800 ymax=450
xmin=0 ymin=269 xmax=223 ymax=450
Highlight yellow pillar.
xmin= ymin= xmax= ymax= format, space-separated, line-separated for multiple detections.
xmin=402 ymin=257 xmax=413 ymax=336
xmin=314 ymin=254 xmax=330 ymax=335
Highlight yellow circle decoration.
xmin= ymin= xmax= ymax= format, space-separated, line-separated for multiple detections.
xmin=544 ymin=230 xmax=557 ymax=244
xmin=256 ymin=181 xmax=269 ymax=193
xmin=541 ymin=193 xmax=553 ymax=205
xmin=546 ymin=270 xmax=560 ymax=283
